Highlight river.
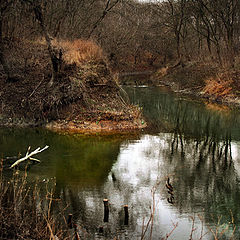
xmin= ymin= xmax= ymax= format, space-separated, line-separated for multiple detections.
xmin=1 ymin=86 xmax=240 ymax=239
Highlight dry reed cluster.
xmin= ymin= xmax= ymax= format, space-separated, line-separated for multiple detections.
xmin=53 ymin=39 xmax=105 ymax=65
xmin=203 ymin=73 xmax=234 ymax=98
xmin=0 ymin=161 xmax=70 ymax=240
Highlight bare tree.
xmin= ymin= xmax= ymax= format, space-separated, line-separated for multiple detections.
xmin=190 ymin=0 xmax=240 ymax=66
xmin=0 ymin=0 xmax=15 ymax=81
xmin=23 ymin=0 xmax=62 ymax=86
xmin=88 ymin=0 xmax=120 ymax=38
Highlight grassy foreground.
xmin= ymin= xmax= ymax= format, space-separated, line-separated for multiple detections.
xmin=0 ymin=162 xmax=70 ymax=239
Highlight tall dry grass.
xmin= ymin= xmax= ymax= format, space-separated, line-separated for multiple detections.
xmin=53 ymin=39 xmax=105 ymax=65
xmin=203 ymin=73 xmax=234 ymax=98
xmin=0 ymin=160 xmax=70 ymax=240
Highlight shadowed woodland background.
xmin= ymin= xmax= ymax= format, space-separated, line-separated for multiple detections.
xmin=1 ymin=0 xmax=240 ymax=73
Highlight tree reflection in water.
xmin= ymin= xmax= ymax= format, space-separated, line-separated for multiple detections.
xmin=124 ymin=86 xmax=240 ymax=239
xmin=48 ymin=87 xmax=240 ymax=239
xmin=1 ymin=87 xmax=240 ymax=239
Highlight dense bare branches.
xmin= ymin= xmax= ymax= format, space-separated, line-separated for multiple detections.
xmin=1 ymin=0 xmax=240 ymax=76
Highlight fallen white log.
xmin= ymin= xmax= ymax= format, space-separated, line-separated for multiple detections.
xmin=10 ymin=145 xmax=49 ymax=169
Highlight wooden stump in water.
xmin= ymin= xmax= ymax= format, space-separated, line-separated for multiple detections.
xmin=99 ymin=226 xmax=104 ymax=233
xmin=67 ymin=214 xmax=73 ymax=229
xmin=103 ymin=199 xmax=109 ymax=222
xmin=124 ymin=205 xmax=129 ymax=225
xmin=74 ymin=224 xmax=80 ymax=240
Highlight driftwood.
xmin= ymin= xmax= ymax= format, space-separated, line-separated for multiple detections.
xmin=10 ymin=145 xmax=49 ymax=169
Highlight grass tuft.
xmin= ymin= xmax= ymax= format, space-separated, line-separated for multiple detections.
xmin=203 ymin=73 xmax=234 ymax=98
xmin=0 ymin=160 xmax=70 ymax=240
xmin=53 ymin=39 xmax=105 ymax=65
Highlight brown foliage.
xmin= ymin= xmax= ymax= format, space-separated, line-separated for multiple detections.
xmin=204 ymin=102 xmax=230 ymax=113
xmin=53 ymin=39 xmax=105 ymax=65
xmin=203 ymin=73 xmax=234 ymax=98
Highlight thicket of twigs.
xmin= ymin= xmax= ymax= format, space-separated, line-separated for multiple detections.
xmin=0 ymin=160 xmax=70 ymax=240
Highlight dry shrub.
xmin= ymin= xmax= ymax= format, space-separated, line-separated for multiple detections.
xmin=54 ymin=39 xmax=104 ymax=65
xmin=0 ymin=161 xmax=70 ymax=240
xmin=203 ymin=73 xmax=234 ymax=98
xmin=156 ymin=66 xmax=169 ymax=78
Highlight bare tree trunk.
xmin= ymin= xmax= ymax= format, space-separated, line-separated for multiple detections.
xmin=176 ymin=32 xmax=181 ymax=59
xmin=215 ymin=42 xmax=222 ymax=66
xmin=206 ymin=30 xmax=212 ymax=56
xmin=32 ymin=2 xmax=60 ymax=86
xmin=226 ymin=34 xmax=235 ymax=68
xmin=88 ymin=0 xmax=120 ymax=38
xmin=0 ymin=2 xmax=16 ymax=82
xmin=0 ymin=17 xmax=10 ymax=79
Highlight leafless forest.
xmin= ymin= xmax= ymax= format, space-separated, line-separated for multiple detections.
xmin=1 ymin=0 xmax=240 ymax=74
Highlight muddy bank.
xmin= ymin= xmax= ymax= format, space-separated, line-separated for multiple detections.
xmin=118 ymin=71 xmax=154 ymax=86
xmin=0 ymin=39 xmax=146 ymax=133
xmin=46 ymin=118 xmax=146 ymax=134
xmin=151 ymin=61 xmax=240 ymax=108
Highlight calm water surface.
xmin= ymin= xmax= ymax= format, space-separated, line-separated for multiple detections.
xmin=1 ymin=86 xmax=240 ymax=239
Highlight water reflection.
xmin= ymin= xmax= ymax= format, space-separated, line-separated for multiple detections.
xmin=0 ymin=129 xmax=123 ymax=186
xmin=125 ymin=86 xmax=240 ymax=141
xmin=1 ymin=87 xmax=240 ymax=239
xmin=124 ymin=86 xmax=240 ymax=239
xmin=167 ymin=134 xmax=239 ymax=238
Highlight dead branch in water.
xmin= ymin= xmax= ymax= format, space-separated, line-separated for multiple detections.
xmin=10 ymin=145 xmax=49 ymax=169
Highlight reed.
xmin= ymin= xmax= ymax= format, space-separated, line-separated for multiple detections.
xmin=0 ymin=160 xmax=70 ymax=240
xmin=53 ymin=39 xmax=105 ymax=65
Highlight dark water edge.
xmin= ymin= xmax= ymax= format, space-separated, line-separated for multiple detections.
xmin=1 ymin=86 xmax=240 ymax=239
xmin=126 ymin=86 xmax=240 ymax=139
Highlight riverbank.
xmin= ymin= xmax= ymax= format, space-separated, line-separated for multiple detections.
xmin=151 ymin=61 xmax=240 ymax=108
xmin=0 ymin=39 xmax=146 ymax=133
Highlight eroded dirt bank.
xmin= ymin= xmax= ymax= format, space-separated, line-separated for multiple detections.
xmin=0 ymin=39 xmax=146 ymax=133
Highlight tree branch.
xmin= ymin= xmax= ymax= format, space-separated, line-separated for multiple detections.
xmin=88 ymin=0 xmax=120 ymax=38
xmin=10 ymin=145 xmax=49 ymax=169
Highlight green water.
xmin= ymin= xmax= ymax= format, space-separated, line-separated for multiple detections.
xmin=1 ymin=86 xmax=240 ymax=239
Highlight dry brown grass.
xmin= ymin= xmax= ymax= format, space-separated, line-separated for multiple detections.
xmin=0 ymin=161 xmax=70 ymax=240
xmin=54 ymin=39 xmax=104 ymax=65
xmin=156 ymin=66 xmax=169 ymax=78
xmin=203 ymin=73 xmax=234 ymax=98
xmin=35 ymin=38 xmax=105 ymax=65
